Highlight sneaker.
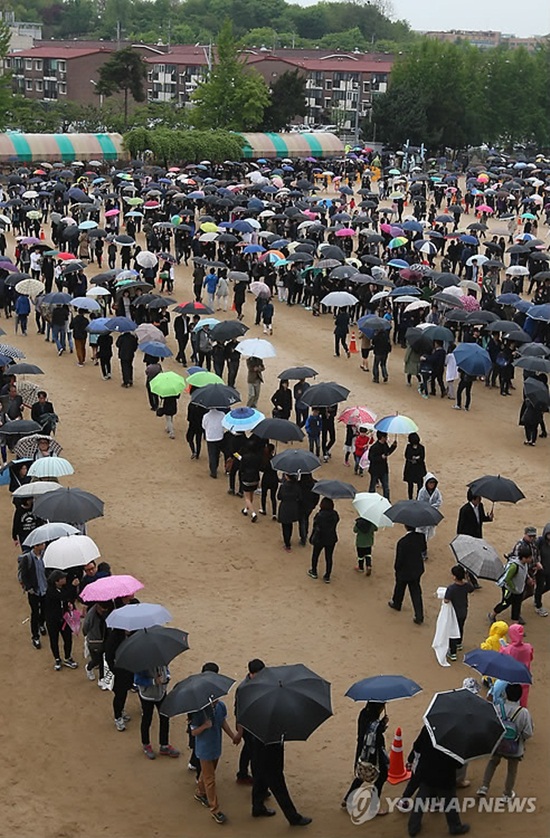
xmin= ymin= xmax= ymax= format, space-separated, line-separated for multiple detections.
xmin=354 ymin=566 xmax=364 ymax=573
xmin=251 ymin=512 xmax=257 ymax=523
xmin=39 ymin=625 xmax=47 ymax=636
xmin=114 ymin=717 xmax=126 ymax=732
xmin=456 ymin=643 xmax=463 ymax=651
xmin=323 ymin=577 xmax=331 ymax=584
xmin=535 ymin=607 xmax=548 ymax=617
xmin=447 ymin=652 xmax=457 ymax=661
xmin=500 ymin=792 xmax=516 ymax=803
xmin=272 ymin=515 xmax=277 ymax=521
xmin=284 ymin=545 xmax=292 ymax=552
xmin=476 ymin=786 xmax=488 ymax=797
xmin=211 ymin=812 xmax=227 ymax=824
xmin=188 ymin=762 xmax=196 ymax=771
xmin=452 ymin=405 xmax=462 ymax=410
xmin=307 ymin=570 xmax=318 ymax=579
xmin=54 ymin=659 xmax=62 ymax=670
xmin=487 ymin=612 xmax=496 ymax=624
xmin=98 ymin=678 xmax=109 ymax=689
xmin=194 ymin=793 xmax=209 ymax=806
xmin=63 ymin=658 xmax=78 ymax=669
xmin=32 ymin=637 xmax=41 ymax=649
xmin=143 ymin=744 xmax=156 ymax=760
xmin=122 ymin=711 xmax=131 ymax=722
xmin=236 ymin=775 xmax=253 ymax=785
xmin=159 ymin=744 xmax=180 ymax=758
xmin=365 ymin=567 xmax=372 ymax=576
xmin=241 ymin=508 xmax=248 ymax=516
xmin=258 ymin=509 xmax=266 ymax=515
xmin=86 ymin=667 xmax=95 ymax=681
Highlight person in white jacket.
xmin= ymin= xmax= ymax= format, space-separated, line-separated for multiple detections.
xmin=445 ymin=345 xmax=458 ymax=399
xmin=417 ymin=472 xmax=442 ymax=555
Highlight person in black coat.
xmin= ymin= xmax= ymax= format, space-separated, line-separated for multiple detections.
xmin=116 ymin=331 xmax=138 ymax=387
xmin=407 ymin=726 xmax=468 ymax=837
xmin=271 ymin=379 xmax=292 ymax=420
xmin=31 ymin=390 xmax=56 ymax=434
xmin=388 ymin=526 xmax=426 ymax=623
xmin=333 ymin=310 xmax=351 ymax=357
xmin=277 ymin=474 xmax=301 ymax=551
xmin=44 ymin=570 xmax=79 ymax=670
xmin=173 ymin=313 xmax=190 ymax=366
xmin=456 ymin=489 xmax=493 ymax=539
xmin=402 ymin=432 xmax=426 ymax=499
xmin=97 ymin=332 xmax=113 ymax=380
xmin=342 ymin=701 xmax=389 ymax=811
xmin=308 ymin=497 xmax=339 ymax=582
xmin=368 ymin=431 xmax=397 ymax=500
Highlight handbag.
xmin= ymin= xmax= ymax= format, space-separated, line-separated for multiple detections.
xmin=355 ymin=757 xmax=380 ymax=784
xmin=63 ymin=608 xmax=82 ymax=636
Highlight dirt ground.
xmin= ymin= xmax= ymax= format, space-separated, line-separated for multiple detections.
xmin=1 ymin=212 xmax=549 ymax=838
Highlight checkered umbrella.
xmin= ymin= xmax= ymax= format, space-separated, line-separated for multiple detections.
xmin=13 ymin=434 xmax=63 ymax=459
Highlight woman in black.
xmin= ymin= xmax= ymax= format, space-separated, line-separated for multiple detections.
xmin=97 ymin=331 xmax=113 ymax=380
xmin=105 ymin=627 xmax=135 ymax=731
xmin=238 ymin=436 xmax=262 ymax=522
xmin=270 ymin=379 xmax=292 ymax=419
xmin=402 ymin=432 xmax=426 ymax=499
xmin=259 ymin=443 xmax=278 ymax=519
xmin=308 ymin=497 xmax=339 ymax=583
xmin=186 ymin=388 xmax=205 ymax=459
xmin=342 ymin=701 xmax=389 ymax=814
xmin=233 ymin=280 xmax=247 ymax=321
xmin=44 ymin=570 xmax=79 ymax=671
xmin=277 ymin=474 xmax=301 ymax=552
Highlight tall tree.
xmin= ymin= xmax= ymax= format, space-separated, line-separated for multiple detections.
xmin=0 ymin=18 xmax=12 ymax=129
xmin=95 ymin=47 xmax=147 ymax=128
xmin=260 ymin=69 xmax=307 ymax=130
xmin=191 ymin=19 xmax=270 ymax=130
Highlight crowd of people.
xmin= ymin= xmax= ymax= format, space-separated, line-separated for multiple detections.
xmin=1 ymin=147 xmax=549 ymax=833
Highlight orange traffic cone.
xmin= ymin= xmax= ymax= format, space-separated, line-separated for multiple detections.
xmin=387 ymin=727 xmax=411 ymax=784
xmin=349 ymin=330 xmax=358 ymax=354
xmin=39 ymin=228 xmax=45 ymax=241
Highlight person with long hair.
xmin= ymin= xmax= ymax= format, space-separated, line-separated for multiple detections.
xmin=342 ymin=701 xmax=389 ymax=815
xmin=307 ymin=497 xmax=339 ymax=583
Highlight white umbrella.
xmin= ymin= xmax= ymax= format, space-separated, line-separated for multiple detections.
xmin=12 ymin=481 xmax=62 ymax=499
xmin=43 ymin=535 xmax=100 ymax=570
xmin=106 ymin=603 xmax=172 ymax=631
xmin=505 ymin=265 xmax=529 ymax=276
xmin=136 ymin=250 xmax=158 ymax=268
xmin=465 ymin=254 xmax=488 ymax=267
xmin=352 ymin=492 xmax=394 ymax=528
xmin=370 ymin=290 xmax=390 ymax=303
xmin=404 ymin=299 xmax=430 ymax=313
xmin=23 ymin=522 xmax=79 ymax=547
xmin=15 ymin=279 xmax=45 ymax=297
xmin=28 ymin=457 xmax=74 ymax=479
xmin=393 ymin=294 xmax=420 ymax=304
xmin=236 ymin=338 xmax=276 ymax=359
xmin=87 ymin=286 xmax=112 ymax=297
xmin=320 ymin=291 xmax=358 ymax=308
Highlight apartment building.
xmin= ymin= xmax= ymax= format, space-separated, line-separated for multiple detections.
xmin=424 ymin=29 xmax=546 ymax=52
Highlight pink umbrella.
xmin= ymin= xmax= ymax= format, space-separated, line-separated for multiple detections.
xmin=460 ymin=295 xmax=480 ymax=312
xmin=335 ymin=228 xmax=355 ymax=237
xmin=338 ymin=406 xmax=377 ymax=426
xmin=105 ymin=208 xmax=120 ymax=217
xmin=476 ymin=204 xmax=493 ymax=214
xmin=249 ymin=281 xmax=271 ymax=297
xmin=80 ymin=574 xmax=144 ymax=602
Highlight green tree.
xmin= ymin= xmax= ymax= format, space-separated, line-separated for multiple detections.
xmin=190 ymin=19 xmax=270 ymax=130
xmin=0 ymin=17 xmax=13 ymax=128
xmin=123 ymin=127 xmax=244 ymax=164
xmin=95 ymin=47 xmax=148 ymax=128
xmin=260 ymin=69 xmax=307 ymax=130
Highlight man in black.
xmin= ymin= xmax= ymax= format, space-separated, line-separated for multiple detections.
xmin=388 ymin=526 xmax=426 ymax=624
xmin=408 ymin=726 xmax=469 ymax=837
xmin=430 ymin=340 xmax=447 ymax=397
xmin=235 ymin=659 xmax=312 ymax=826
xmin=12 ymin=498 xmax=42 ymax=548
xmin=456 ymin=489 xmax=493 ymax=590
xmin=368 ymin=431 xmax=397 ymax=500
xmin=18 ymin=542 xmax=48 ymax=650
xmin=31 ymin=390 xmax=56 ymax=434
xmin=116 ymin=331 xmax=138 ymax=387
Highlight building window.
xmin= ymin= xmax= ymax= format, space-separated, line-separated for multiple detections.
xmin=58 ymin=60 xmax=66 ymax=72
xmin=35 ymin=79 xmax=43 ymax=92
xmin=25 ymin=78 xmax=33 ymax=91
xmin=325 ymin=79 xmax=332 ymax=90
xmin=25 ymin=58 xmax=32 ymax=70
xmin=34 ymin=59 xmax=43 ymax=71
xmin=58 ymin=82 xmax=67 ymax=95
xmin=4 ymin=58 xmax=10 ymax=69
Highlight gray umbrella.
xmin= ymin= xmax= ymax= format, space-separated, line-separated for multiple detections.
xmin=271 ymin=449 xmax=322 ymax=475
xmin=450 ymin=535 xmax=504 ymax=581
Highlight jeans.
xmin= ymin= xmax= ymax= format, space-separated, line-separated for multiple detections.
xmin=322 ymin=421 xmax=336 ymax=457
xmin=52 ymin=324 xmax=66 ymax=352
xmin=100 ymin=357 xmax=111 ymax=378
xmin=369 ymin=471 xmax=390 ymax=500
xmin=187 ymin=426 xmax=202 ymax=457
xmin=207 ymin=440 xmax=222 ymax=477
xmin=295 ymin=407 xmax=308 ymax=428
xmin=372 ymin=354 xmax=388 ymax=382
xmin=15 ymin=314 xmax=28 ymax=335
xmin=481 ymin=754 xmax=519 ymax=797
xmin=139 ymin=695 xmax=169 ymax=746
xmin=391 ymin=578 xmax=424 ymax=622
xmin=311 ymin=543 xmax=335 ymax=579
xmin=197 ymin=758 xmax=220 ymax=813
xmin=27 ymin=592 xmax=45 ymax=639
xmin=308 ymin=436 xmax=320 ymax=456
xmin=47 ymin=619 xmax=73 ymax=660
xmin=408 ymin=783 xmax=463 ymax=835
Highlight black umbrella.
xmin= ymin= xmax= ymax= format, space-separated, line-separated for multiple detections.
xmin=209 ymin=321 xmax=248 ymax=342
xmin=162 ymin=672 xmax=235 ymax=717
xmin=524 ymin=377 xmax=550 ymax=407
xmin=405 ymin=327 xmax=433 ymax=354
xmin=503 ymin=329 xmax=530 ymax=343
xmin=311 ymin=479 xmax=356 ymax=500
xmin=115 ymin=626 xmax=189 ymax=671
xmin=0 ymin=419 xmax=42 ymax=435
xmin=253 ymin=418 xmax=304 ymax=443
xmin=467 ymin=474 xmax=524 ymax=504
xmin=9 ymin=363 xmax=44 ymax=375
xmin=423 ymin=688 xmax=504 ymax=763
xmin=173 ymin=301 xmax=214 ymax=315
xmin=432 ymin=292 xmax=465 ymax=308
xmin=299 ymin=382 xmax=350 ymax=407
xmin=464 ymin=310 xmax=500 ymax=325
xmin=386 ymin=500 xmax=444 ymax=528
xmin=33 ymin=487 xmax=104 ymax=522
xmin=319 ymin=245 xmax=345 ymax=261
xmin=519 ymin=343 xmax=550 ymax=358
xmin=235 ymin=663 xmax=333 ymax=744
xmin=147 ymin=297 xmax=177 ymax=309
xmin=190 ymin=384 xmax=240 ymax=409
xmin=329 ymin=265 xmax=359 ymax=280
xmin=514 ymin=356 xmax=550 ymax=374
xmin=271 ymin=449 xmax=322 ymax=475
xmin=278 ymin=366 xmax=317 ymax=380
xmin=444 ymin=309 xmax=469 ymax=323
xmin=485 ymin=319 xmax=520 ymax=332
xmin=423 ymin=325 xmax=454 ymax=342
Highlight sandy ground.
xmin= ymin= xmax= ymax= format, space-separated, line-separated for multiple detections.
xmin=1 ymin=215 xmax=549 ymax=838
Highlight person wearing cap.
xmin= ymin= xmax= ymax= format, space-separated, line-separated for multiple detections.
xmin=488 ymin=544 xmax=531 ymax=625
xmin=509 ymin=527 xmax=545 ymax=617
xmin=368 ymin=431 xmax=397 ymax=501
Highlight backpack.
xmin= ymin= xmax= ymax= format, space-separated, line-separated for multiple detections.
xmin=495 ymin=702 xmax=522 ymax=756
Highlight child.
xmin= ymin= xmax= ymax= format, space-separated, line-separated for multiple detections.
xmin=343 ymin=423 xmax=357 ymax=467
xmin=353 ymin=517 xmax=378 ymax=576
xmin=416 ymin=472 xmax=442 ymax=556
xmin=480 ymin=621 xmax=509 ymax=651
xmin=444 ymin=565 xmax=474 ymax=661
xmin=500 ymin=624 xmax=533 ymax=707
xmin=353 ymin=426 xmax=371 ymax=476
xmin=261 ymin=298 xmax=274 ymax=335
xmin=305 ymin=408 xmax=322 ymax=457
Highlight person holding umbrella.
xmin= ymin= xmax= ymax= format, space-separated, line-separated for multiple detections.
xmin=444 ymin=565 xmax=474 ymax=661
xmin=333 ymin=308 xmax=351 ymax=358
xmin=388 ymin=525 xmax=426 ymax=624
xmin=277 ymin=474 xmax=302 ymax=552
xmin=43 ymin=570 xmax=79 ymax=671
xmin=307 ymin=498 xmax=339 ymax=583
xmin=368 ymin=431 xmax=397 ymax=501
xmin=246 ymin=356 xmax=265 ymax=409
xmin=402 ymin=432 xmax=426 ymax=500
xmin=116 ymin=330 xmax=138 ymax=388
xmin=342 ymin=701 xmax=389 ymax=815
xmin=456 ymin=489 xmax=493 ymax=590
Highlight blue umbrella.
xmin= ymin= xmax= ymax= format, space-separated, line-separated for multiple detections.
xmin=402 ymin=220 xmax=423 ymax=233
xmin=138 ymin=341 xmax=173 ymax=358
xmin=387 ymin=259 xmax=409 ymax=269
xmin=453 ymin=343 xmax=492 ymax=376
xmin=346 ymin=675 xmax=422 ymax=702
xmin=104 ymin=316 xmax=137 ymax=333
xmin=192 ymin=318 xmax=220 ymax=333
xmin=243 ymin=244 xmax=265 ymax=254
xmin=459 ymin=234 xmax=479 ymax=246
xmin=86 ymin=318 xmax=111 ymax=334
xmin=42 ymin=292 xmax=72 ymax=305
xmin=389 ymin=285 xmax=421 ymax=297
xmin=527 ymin=303 xmax=550 ymax=323
xmin=71 ymin=297 xmax=101 ymax=311
xmin=222 ymin=406 xmax=265 ymax=433
xmin=463 ymin=650 xmax=532 ymax=684
xmin=497 ymin=293 xmax=521 ymax=305
xmin=232 ymin=220 xmax=255 ymax=233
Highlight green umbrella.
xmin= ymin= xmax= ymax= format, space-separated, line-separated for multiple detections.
xmin=149 ymin=371 xmax=187 ymax=398
xmin=125 ymin=196 xmax=143 ymax=206
xmin=186 ymin=371 xmax=224 ymax=388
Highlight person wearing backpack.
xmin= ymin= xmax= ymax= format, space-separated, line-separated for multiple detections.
xmin=477 ymin=683 xmax=533 ymax=801
xmin=488 ymin=544 xmax=531 ymax=625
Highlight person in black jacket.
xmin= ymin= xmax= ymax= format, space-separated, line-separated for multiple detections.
xmin=456 ymin=489 xmax=493 ymax=539
xmin=12 ymin=498 xmax=42 ymax=548
xmin=270 ymin=380 xmax=292 ymax=420
xmin=18 ymin=542 xmax=48 ymax=649
xmin=368 ymin=431 xmax=397 ymax=500
xmin=116 ymin=331 xmax=138 ymax=387
xmin=297 ymin=472 xmax=319 ymax=545
xmin=173 ymin=313 xmax=190 ymax=366
xmin=105 ymin=627 xmax=135 ymax=732
xmin=97 ymin=332 xmax=113 ymax=380
xmin=31 ymin=390 xmax=56 ymax=434
xmin=308 ymin=497 xmax=340 ymax=582
xmin=388 ymin=526 xmax=426 ymax=624
xmin=277 ymin=474 xmax=301 ymax=552
xmin=333 ymin=310 xmax=351 ymax=357
xmin=44 ymin=569 xmax=79 ymax=670
xmin=70 ymin=309 xmax=89 ymax=366
xmin=402 ymin=432 xmax=426 ymax=499
xmin=407 ymin=726 xmax=468 ymax=837
xmin=430 ymin=340 xmax=447 ymax=397
xmin=342 ymin=701 xmax=389 ymax=813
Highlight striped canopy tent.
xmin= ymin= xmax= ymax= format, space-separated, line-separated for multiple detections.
xmin=0 ymin=133 xmax=124 ymax=163
xmin=238 ymin=132 xmax=344 ymax=160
